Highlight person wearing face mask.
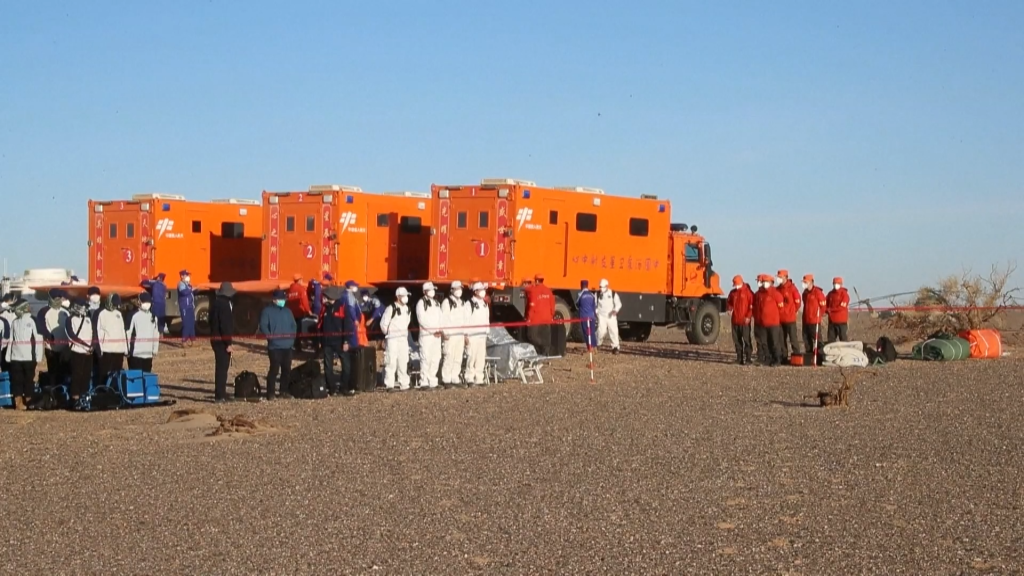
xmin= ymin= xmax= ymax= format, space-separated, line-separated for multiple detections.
xmin=524 ymin=274 xmax=556 ymax=356
xmin=259 ymin=289 xmax=298 ymax=400
xmin=753 ymin=274 xmax=785 ymax=367
xmin=320 ymin=285 xmax=349 ymax=396
xmin=595 ymin=279 xmax=622 ymax=354
xmin=38 ymin=289 xmax=70 ymax=387
xmin=0 ymin=292 xmax=16 ymax=374
xmin=575 ymin=280 xmax=598 ymax=354
xmin=360 ymin=289 xmax=385 ymax=341
xmin=142 ymin=272 xmax=170 ymax=335
xmin=127 ymin=292 xmax=160 ymax=372
xmin=4 ymin=299 xmax=43 ymax=410
xmin=209 ymin=282 xmax=236 ymax=402
xmin=776 ymin=270 xmax=804 ymax=360
xmin=86 ymin=286 xmax=104 ymax=382
xmin=826 ymin=277 xmax=851 ymax=343
xmin=177 ymin=270 xmax=197 ymax=346
xmin=64 ymin=299 xmax=95 ymax=405
xmin=97 ymin=293 xmax=129 ymax=382
xmin=440 ymin=280 xmax=469 ymax=388
xmin=381 ymin=287 xmax=412 ymax=391
xmin=726 ymin=275 xmax=755 ymax=365
xmin=414 ymin=282 xmax=443 ymax=390
xmin=801 ymin=275 xmax=827 ymax=359
xmin=464 ymin=283 xmax=491 ymax=387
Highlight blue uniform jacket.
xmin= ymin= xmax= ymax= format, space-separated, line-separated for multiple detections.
xmin=576 ymin=290 xmax=597 ymax=319
xmin=177 ymin=282 xmax=194 ymax=311
xmin=342 ymin=293 xmax=363 ymax=348
xmin=259 ymin=305 xmax=297 ymax=350
xmin=143 ymin=279 xmax=168 ymax=317
xmin=308 ymin=281 xmax=323 ymax=316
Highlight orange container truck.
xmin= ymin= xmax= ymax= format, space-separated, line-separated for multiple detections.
xmin=428 ymin=179 xmax=725 ymax=344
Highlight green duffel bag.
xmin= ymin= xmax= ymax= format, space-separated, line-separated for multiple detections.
xmin=911 ymin=337 xmax=971 ymax=361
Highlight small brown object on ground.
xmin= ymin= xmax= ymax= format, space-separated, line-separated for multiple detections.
xmin=809 ymin=368 xmax=878 ymax=408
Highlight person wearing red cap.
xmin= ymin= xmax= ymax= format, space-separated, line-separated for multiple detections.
xmin=524 ymin=274 xmax=555 ymax=355
xmin=753 ymin=274 xmax=785 ymax=366
xmin=801 ymin=274 xmax=827 ymax=355
xmin=726 ymin=275 xmax=754 ymax=364
xmin=776 ymin=270 xmax=804 ymax=359
xmin=826 ymin=276 xmax=851 ymax=342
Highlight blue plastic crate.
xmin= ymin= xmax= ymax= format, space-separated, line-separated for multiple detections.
xmin=108 ymin=370 xmax=161 ymax=406
xmin=0 ymin=372 xmax=12 ymax=408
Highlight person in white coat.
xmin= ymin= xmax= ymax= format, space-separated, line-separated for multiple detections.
xmin=381 ymin=286 xmax=412 ymax=391
xmin=127 ymin=292 xmax=161 ymax=372
xmin=0 ymin=292 xmax=17 ymax=374
xmin=464 ymin=282 xmax=491 ymax=387
xmin=596 ymin=278 xmax=622 ymax=354
xmin=440 ymin=280 xmax=469 ymax=388
xmin=5 ymin=299 xmax=44 ymax=410
xmin=415 ymin=282 xmax=443 ymax=390
xmin=96 ymin=293 xmax=129 ymax=382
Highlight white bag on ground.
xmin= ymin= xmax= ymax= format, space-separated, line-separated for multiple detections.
xmin=822 ymin=341 xmax=868 ymax=368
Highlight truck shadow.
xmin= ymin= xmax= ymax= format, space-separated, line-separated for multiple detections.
xmin=620 ymin=346 xmax=737 ymax=365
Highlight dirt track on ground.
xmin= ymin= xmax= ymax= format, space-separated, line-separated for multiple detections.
xmin=1 ymin=315 xmax=1022 ymax=574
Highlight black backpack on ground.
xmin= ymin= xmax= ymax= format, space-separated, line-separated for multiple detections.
xmin=876 ymin=336 xmax=897 ymax=363
xmin=233 ymin=371 xmax=262 ymax=400
xmin=288 ymin=360 xmax=327 ymax=399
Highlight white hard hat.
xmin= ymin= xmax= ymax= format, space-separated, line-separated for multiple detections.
xmin=472 ymin=282 xmax=486 ymax=292
xmin=395 ymin=287 xmax=409 ymax=297
xmin=422 ymin=281 xmax=435 ymax=292
xmin=599 ymin=279 xmax=609 ymax=288
xmin=450 ymin=280 xmax=463 ymax=289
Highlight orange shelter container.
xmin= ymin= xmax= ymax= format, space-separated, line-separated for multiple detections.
xmin=957 ymin=329 xmax=1003 ymax=359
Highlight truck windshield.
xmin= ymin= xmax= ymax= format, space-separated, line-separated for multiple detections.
xmin=685 ymin=244 xmax=700 ymax=262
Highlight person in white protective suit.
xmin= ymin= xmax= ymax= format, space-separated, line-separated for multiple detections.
xmin=464 ymin=282 xmax=491 ymax=387
xmin=440 ymin=280 xmax=470 ymax=388
xmin=381 ymin=286 xmax=412 ymax=391
xmin=596 ymin=278 xmax=622 ymax=354
xmin=415 ymin=282 xmax=443 ymax=390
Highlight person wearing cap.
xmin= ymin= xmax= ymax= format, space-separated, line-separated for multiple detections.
xmin=801 ymin=275 xmax=827 ymax=357
xmin=177 ymin=270 xmax=197 ymax=346
xmin=381 ymin=286 xmax=412 ymax=391
xmin=142 ymin=272 xmax=170 ymax=334
xmin=575 ymin=280 xmax=598 ymax=352
xmin=726 ymin=275 xmax=755 ymax=365
xmin=65 ymin=299 xmax=95 ymax=404
xmin=525 ymin=274 xmax=556 ymax=356
xmin=753 ymin=274 xmax=785 ymax=366
xmin=96 ymin=293 xmax=129 ymax=382
xmin=285 ymin=273 xmax=312 ymax=351
xmin=209 ymin=282 xmax=237 ymax=402
xmin=0 ymin=292 xmax=16 ymax=374
xmin=464 ymin=282 xmax=491 ymax=386
xmin=87 ymin=286 xmax=102 ymax=314
xmin=776 ymin=270 xmax=804 ymax=359
xmin=320 ymin=285 xmax=352 ymax=396
xmin=4 ymin=299 xmax=44 ymax=410
xmin=360 ymin=289 xmax=385 ymax=341
xmin=414 ymin=282 xmax=443 ymax=390
xmin=595 ymin=279 xmax=622 ymax=354
xmin=259 ymin=289 xmax=298 ymax=400
xmin=440 ymin=281 xmax=469 ymax=388
xmin=38 ymin=288 xmax=70 ymax=386
xmin=826 ymin=277 xmax=851 ymax=343
xmin=127 ymin=292 xmax=160 ymax=372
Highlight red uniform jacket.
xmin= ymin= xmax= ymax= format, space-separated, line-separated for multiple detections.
xmin=286 ymin=280 xmax=312 ymax=318
xmin=779 ymin=280 xmax=801 ymax=324
xmin=525 ymin=284 xmax=556 ymax=324
xmin=802 ymin=286 xmax=827 ymax=325
xmin=826 ymin=287 xmax=850 ymax=324
xmin=753 ymin=286 xmax=784 ymax=327
xmin=727 ymin=284 xmax=754 ymax=326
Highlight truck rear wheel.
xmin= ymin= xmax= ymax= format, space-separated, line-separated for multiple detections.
xmin=686 ymin=301 xmax=720 ymax=345
xmin=194 ymin=296 xmax=211 ymax=336
xmin=621 ymin=322 xmax=653 ymax=343
xmin=553 ymin=297 xmax=579 ymax=342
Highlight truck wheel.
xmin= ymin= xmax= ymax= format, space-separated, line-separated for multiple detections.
xmin=621 ymin=322 xmax=653 ymax=343
xmin=686 ymin=301 xmax=720 ymax=345
xmin=553 ymin=297 xmax=579 ymax=342
xmin=233 ymin=295 xmax=262 ymax=335
xmin=194 ymin=296 xmax=211 ymax=336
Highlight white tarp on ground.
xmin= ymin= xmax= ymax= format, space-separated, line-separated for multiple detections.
xmin=822 ymin=341 xmax=869 ymax=368
xmin=487 ymin=327 xmax=539 ymax=380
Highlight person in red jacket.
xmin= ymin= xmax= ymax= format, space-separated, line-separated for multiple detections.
xmin=826 ymin=276 xmax=851 ymax=342
xmin=776 ymin=269 xmax=803 ymax=359
xmin=753 ymin=274 xmax=785 ymax=366
xmin=524 ymin=274 xmax=556 ymax=355
xmin=801 ymin=274 xmax=827 ymax=356
xmin=726 ymin=275 xmax=754 ymax=365
xmin=287 ymin=274 xmax=312 ymax=351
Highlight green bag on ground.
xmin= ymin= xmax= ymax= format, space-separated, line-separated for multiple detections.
xmin=911 ymin=337 xmax=971 ymax=361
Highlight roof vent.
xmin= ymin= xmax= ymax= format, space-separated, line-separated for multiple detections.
xmin=381 ymin=191 xmax=431 ymax=198
xmin=211 ymin=198 xmax=261 ymax=205
xmin=554 ymin=186 xmax=606 ymax=195
xmin=480 ymin=178 xmax=537 ymax=187
xmin=131 ymin=193 xmax=186 ymax=201
xmin=309 ymin=184 xmax=363 ymax=192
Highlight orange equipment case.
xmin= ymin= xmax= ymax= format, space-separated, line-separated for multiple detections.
xmin=428 ymin=179 xmax=724 ymax=344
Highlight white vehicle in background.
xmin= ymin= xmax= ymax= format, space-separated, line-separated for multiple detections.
xmin=1 ymin=268 xmax=85 ymax=314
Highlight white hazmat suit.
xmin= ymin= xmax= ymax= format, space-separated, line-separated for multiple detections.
xmin=381 ymin=301 xmax=411 ymax=390
xmin=441 ymin=290 xmax=469 ymax=386
xmin=464 ymin=291 xmax=490 ymax=386
xmin=596 ymin=283 xmax=622 ymax=350
xmin=415 ymin=292 xmax=443 ymax=389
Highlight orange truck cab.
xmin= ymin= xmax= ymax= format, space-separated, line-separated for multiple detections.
xmin=76 ymin=194 xmax=263 ymax=330
xmin=428 ymin=179 xmax=725 ymax=344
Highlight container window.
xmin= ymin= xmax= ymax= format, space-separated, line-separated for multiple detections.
xmin=456 ymin=211 xmax=467 ymax=229
xmin=549 ymin=210 xmax=559 ymax=225
xmin=109 ymin=223 xmax=118 ymax=239
xmin=400 ymin=216 xmax=422 ymax=234
xmin=285 ymin=216 xmax=295 ymax=232
xmin=478 ymin=211 xmax=489 ymax=228
xmin=629 ymin=217 xmax=649 ymax=237
xmin=222 ymin=222 xmax=244 ymax=239
xmin=306 ymin=215 xmax=316 ymax=232
xmin=192 ymin=220 xmax=202 ymax=233
xmin=126 ymin=223 xmax=135 ymax=238
xmin=376 ymin=213 xmax=389 ymax=227
xmin=575 ymin=213 xmax=598 ymax=232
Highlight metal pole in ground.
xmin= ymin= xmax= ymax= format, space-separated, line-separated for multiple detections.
xmin=585 ymin=319 xmax=595 ymax=384
xmin=813 ymin=322 xmax=820 ymax=368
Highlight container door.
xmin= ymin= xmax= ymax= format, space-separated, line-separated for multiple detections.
xmin=437 ymin=197 xmax=503 ymax=282
xmin=93 ymin=202 xmax=144 ymax=285
xmin=269 ymin=194 xmax=332 ymax=285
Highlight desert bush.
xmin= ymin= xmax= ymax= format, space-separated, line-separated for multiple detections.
xmin=883 ymin=262 xmax=1019 ymax=338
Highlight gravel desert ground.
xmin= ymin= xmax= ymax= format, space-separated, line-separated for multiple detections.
xmin=2 ymin=314 xmax=1022 ymax=575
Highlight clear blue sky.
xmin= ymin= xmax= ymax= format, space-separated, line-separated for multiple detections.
xmin=2 ymin=1 xmax=1021 ymax=298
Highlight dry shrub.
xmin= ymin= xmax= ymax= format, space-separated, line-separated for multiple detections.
xmin=883 ymin=262 xmax=1019 ymax=339
xmin=208 ymin=414 xmax=263 ymax=437
xmin=809 ymin=368 xmax=876 ymax=408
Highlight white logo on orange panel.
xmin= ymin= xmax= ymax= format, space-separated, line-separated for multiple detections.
xmin=156 ymin=218 xmax=174 ymax=238
xmin=516 ymin=207 xmax=533 ymax=231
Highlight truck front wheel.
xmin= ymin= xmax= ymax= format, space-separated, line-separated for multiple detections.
xmin=686 ymin=301 xmax=720 ymax=345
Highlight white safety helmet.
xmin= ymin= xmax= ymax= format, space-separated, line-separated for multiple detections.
xmin=422 ymin=282 xmax=435 ymax=292
xmin=395 ymin=287 xmax=409 ymax=298
xmin=471 ymin=282 xmax=486 ymax=292
xmin=450 ymin=280 xmax=463 ymax=289
xmin=599 ymin=279 xmax=609 ymax=289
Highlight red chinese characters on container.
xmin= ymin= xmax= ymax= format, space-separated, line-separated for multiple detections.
xmin=571 ymin=254 xmax=659 ymax=271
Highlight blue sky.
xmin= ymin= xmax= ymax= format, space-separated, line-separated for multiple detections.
xmin=2 ymin=1 xmax=1021 ymax=298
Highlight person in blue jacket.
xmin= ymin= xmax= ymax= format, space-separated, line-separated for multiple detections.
xmin=177 ymin=269 xmax=196 ymax=346
xmin=339 ymin=280 xmax=364 ymax=395
xmin=576 ymin=280 xmax=598 ymax=352
xmin=259 ymin=289 xmax=297 ymax=401
xmin=142 ymin=272 xmax=169 ymax=335
xmin=360 ymin=289 xmax=385 ymax=341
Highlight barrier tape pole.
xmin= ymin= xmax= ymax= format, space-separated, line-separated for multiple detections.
xmin=584 ymin=319 xmax=595 ymax=384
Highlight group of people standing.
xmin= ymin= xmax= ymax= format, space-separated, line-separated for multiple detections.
xmin=726 ymin=271 xmax=851 ymax=366
xmin=0 ymin=288 xmax=161 ymax=409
